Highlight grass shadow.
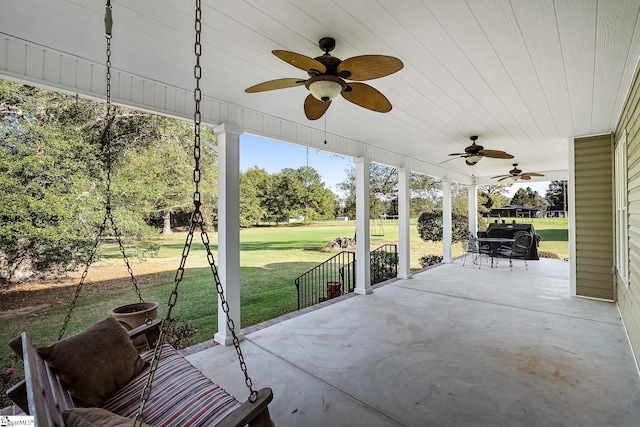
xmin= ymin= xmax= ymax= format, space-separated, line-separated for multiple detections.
xmin=537 ymin=229 xmax=568 ymax=242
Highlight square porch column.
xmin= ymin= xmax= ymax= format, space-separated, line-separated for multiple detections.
xmin=442 ymin=179 xmax=452 ymax=263
xmin=397 ymin=167 xmax=412 ymax=279
xmin=468 ymin=184 xmax=478 ymax=237
xmin=355 ymin=157 xmax=372 ymax=295
xmin=214 ymin=124 xmax=244 ymax=346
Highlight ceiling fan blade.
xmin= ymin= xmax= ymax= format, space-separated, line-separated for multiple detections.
xmin=448 ymin=152 xmax=467 ymax=156
xmin=497 ymin=176 xmax=511 ymax=182
xmin=273 ymin=50 xmax=327 ymax=74
xmin=491 ymin=174 xmax=509 ymax=179
xmin=342 ymin=82 xmax=392 ymax=112
xmin=337 ymin=55 xmax=404 ymax=81
xmin=245 ymin=78 xmax=305 ymax=93
xmin=523 ymin=172 xmax=545 ymax=178
xmin=480 ymin=149 xmax=514 ymax=159
xmin=304 ymin=94 xmax=331 ymax=120
xmin=520 ymin=175 xmax=532 ymax=180
xmin=438 ymin=156 xmax=460 ymax=165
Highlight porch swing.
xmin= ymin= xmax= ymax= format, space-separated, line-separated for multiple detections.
xmin=5 ymin=1 xmax=274 ymax=426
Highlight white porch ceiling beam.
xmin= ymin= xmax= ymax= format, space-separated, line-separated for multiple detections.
xmin=0 ymin=34 xmax=470 ymax=185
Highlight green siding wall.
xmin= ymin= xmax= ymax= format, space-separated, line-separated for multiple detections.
xmin=574 ymin=134 xmax=614 ymax=299
xmin=617 ymin=60 xmax=640 ymax=359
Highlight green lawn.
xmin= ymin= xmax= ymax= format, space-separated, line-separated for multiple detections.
xmin=0 ymin=218 xmax=567 ymax=364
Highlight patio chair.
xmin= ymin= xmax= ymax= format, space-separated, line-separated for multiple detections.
xmin=463 ymin=233 xmax=490 ymax=268
xmin=497 ymin=231 xmax=533 ymax=271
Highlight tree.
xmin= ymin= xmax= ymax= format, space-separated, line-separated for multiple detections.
xmin=337 ymin=165 xmax=471 ymax=220
xmin=0 ymin=80 xmax=219 ymax=283
xmin=409 ymin=174 xmax=440 ymax=217
xmin=1 ymin=82 xmax=101 ymax=283
xmin=450 ymin=182 xmax=469 ymax=214
xmin=337 ymin=163 xmax=398 ymax=219
xmin=262 ymin=166 xmax=335 ymax=224
xmin=511 ymin=187 xmax=548 ymax=212
xmin=478 ymin=185 xmax=511 ymax=213
xmin=545 ymin=180 xmax=568 ymax=213
xmin=240 ymin=167 xmax=271 ymax=226
xmin=114 ymin=124 xmax=217 ymax=234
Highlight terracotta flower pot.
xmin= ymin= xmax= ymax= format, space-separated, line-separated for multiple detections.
xmin=108 ymin=301 xmax=159 ymax=331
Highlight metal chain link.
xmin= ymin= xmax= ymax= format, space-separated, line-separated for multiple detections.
xmin=59 ymin=0 xmax=151 ymax=340
xmin=136 ymin=1 xmax=257 ymax=423
xmin=58 ymin=216 xmax=108 ymax=340
xmin=103 ymin=2 xmax=149 ymax=323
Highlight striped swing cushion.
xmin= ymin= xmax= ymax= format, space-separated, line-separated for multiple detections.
xmin=103 ymin=344 xmax=241 ymax=426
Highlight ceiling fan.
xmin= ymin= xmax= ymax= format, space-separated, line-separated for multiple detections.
xmin=245 ymin=37 xmax=403 ymax=120
xmin=447 ymin=136 xmax=514 ymax=165
xmin=491 ymin=164 xmax=545 ymax=182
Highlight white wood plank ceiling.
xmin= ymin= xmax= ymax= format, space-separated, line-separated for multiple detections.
xmin=1 ymin=0 xmax=640 ymax=184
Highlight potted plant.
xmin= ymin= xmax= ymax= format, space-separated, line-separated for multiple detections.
xmin=108 ymin=301 xmax=160 ymax=331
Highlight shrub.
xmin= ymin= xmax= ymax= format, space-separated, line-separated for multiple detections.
xmin=418 ymin=255 xmax=443 ymax=268
xmin=417 ymin=209 xmax=468 ymax=244
xmin=538 ymin=251 xmax=560 ymax=259
xmin=166 ymin=318 xmax=199 ymax=350
xmin=370 ymin=250 xmax=399 ymax=284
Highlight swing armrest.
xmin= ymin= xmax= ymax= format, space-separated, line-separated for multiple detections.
xmin=216 ymin=387 xmax=274 ymax=427
xmin=6 ymin=379 xmax=28 ymax=414
xmin=127 ymin=318 xmax=162 ymax=349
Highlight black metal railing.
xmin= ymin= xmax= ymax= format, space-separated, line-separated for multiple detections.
xmin=295 ymin=251 xmax=356 ymax=310
xmin=370 ymin=244 xmax=398 ymax=285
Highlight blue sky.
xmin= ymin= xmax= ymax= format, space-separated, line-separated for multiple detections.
xmin=239 ymin=134 xmax=549 ymax=198
xmin=240 ymin=134 xmax=353 ymax=194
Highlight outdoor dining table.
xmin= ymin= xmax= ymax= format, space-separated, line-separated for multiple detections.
xmin=477 ymin=237 xmax=515 ymax=268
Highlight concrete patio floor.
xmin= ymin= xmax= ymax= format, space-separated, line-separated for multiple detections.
xmin=186 ymin=258 xmax=640 ymax=426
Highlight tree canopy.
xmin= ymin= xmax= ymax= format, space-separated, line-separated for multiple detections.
xmin=0 ymin=80 xmax=217 ymax=283
xmin=478 ymin=184 xmax=510 ymax=213
xmin=511 ymin=186 xmax=548 ymax=211
xmin=336 ymin=163 xmax=468 ymax=219
xmin=545 ymin=180 xmax=568 ymax=211
xmin=240 ymin=166 xmax=336 ymax=225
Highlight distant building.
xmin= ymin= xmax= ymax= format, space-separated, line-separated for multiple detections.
xmin=546 ymin=205 xmax=567 ymax=218
xmin=489 ymin=204 xmax=541 ymax=218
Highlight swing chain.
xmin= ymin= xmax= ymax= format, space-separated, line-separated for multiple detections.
xmin=59 ymin=1 xmax=150 ymax=340
xmin=191 ymin=0 xmax=256 ymax=400
xmin=102 ymin=3 xmax=148 ymax=321
xmin=135 ymin=1 xmax=203 ymax=413
xmin=137 ymin=4 xmax=256 ymax=422
xmin=58 ymin=216 xmax=108 ymax=340
xmin=103 ymin=13 xmax=148 ymax=319
xmin=136 ymin=1 xmax=262 ymax=422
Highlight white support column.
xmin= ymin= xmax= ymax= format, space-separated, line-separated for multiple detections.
xmin=442 ymin=179 xmax=452 ymax=263
xmin=354 ymin=157 xmax=372 ymax=295
xmin=397 ymin=167 xmax=412 ymax=279
xmin=468 ymin=184 xmax=478 ymax=237
xmin=214 ymin=124 xmax=243 ymax=346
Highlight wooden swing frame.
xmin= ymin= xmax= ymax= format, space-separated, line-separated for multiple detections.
xmin=6 ymin=322 xmax=273 ymax=427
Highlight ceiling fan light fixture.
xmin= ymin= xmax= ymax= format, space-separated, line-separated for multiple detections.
xmin=466 ymin=154 xmax=482 ymax=165
xmin=306 ymin=75 xmax=345 ymax=102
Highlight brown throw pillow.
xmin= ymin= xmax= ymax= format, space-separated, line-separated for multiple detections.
xmin=38 ymin=316 xmax=147 ymax=407
xmin=62 ymin=407 xmax=154 ymax=427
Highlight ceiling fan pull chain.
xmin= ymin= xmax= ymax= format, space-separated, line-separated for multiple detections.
xmin=324 ymin=113 xmax=327 ymax=144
